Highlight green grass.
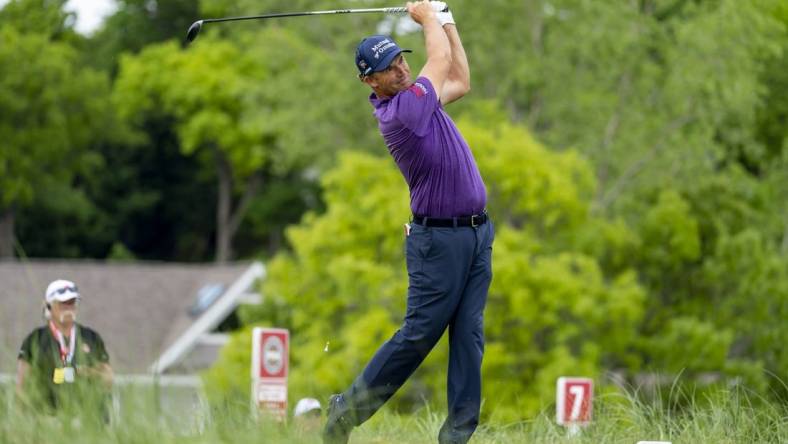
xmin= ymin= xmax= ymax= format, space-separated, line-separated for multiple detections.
xmin=1 ymin=384 xmax=786 ymax=443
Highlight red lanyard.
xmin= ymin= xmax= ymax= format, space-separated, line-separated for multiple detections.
xmin=49 ymin=321 xmax=76 ymax=366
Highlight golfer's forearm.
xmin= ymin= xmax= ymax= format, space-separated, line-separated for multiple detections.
xmin=424 ymin=17 xmax=452 ymax=68
xmin=444 ymin=25 xmax=470 ymax=89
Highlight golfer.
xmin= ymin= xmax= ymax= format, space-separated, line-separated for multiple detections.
xmin=16 ymin=279 xmax=113 ymax=413
xmin=324 ymin=1 xmax=493 ymax=443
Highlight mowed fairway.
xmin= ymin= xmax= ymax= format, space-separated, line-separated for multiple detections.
xmin=1 ymin=385 xmax=786 ymax=443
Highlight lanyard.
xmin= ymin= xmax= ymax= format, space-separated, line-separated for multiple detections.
xmin=48 ymin=321 xmax=76 ymax=366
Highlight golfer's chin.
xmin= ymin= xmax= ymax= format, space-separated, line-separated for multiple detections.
xmin=378 ymin=80 xmax=412 ymax=98
xmin=393 ymin=79 xmax=413 ymax=93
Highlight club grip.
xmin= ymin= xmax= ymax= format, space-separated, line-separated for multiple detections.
xmin=384 ymin=2 xmax=449 ymax=13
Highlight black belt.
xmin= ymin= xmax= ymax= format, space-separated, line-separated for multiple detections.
xmin=412 ymin=212 xmax=488 ymax=228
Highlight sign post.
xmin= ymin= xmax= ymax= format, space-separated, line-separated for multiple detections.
xmin=251 ymin=327 xmax=289 ymax=421
xmin=556 ymin=377 xmax=593 ymax=435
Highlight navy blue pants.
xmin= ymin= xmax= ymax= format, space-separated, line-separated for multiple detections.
xmin=341 ymin=219 xmax=494 ymax=443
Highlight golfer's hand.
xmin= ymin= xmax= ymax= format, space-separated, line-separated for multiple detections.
xmin=429 ymin=2 xmax=454 ymax=26
xmin=407 ymin=0 xmax=437 ymax=26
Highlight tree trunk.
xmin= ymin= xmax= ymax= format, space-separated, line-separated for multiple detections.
xmin=215 ymin=149 xmax=233 ymax=264
xmin=0 ymin=206 xmax=15 ymax=259
xmin=214 ymin=148 xmax=263 ymax=264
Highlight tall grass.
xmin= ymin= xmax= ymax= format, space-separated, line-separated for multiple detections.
xmin=1 ymin=382 xmax=785 ymax=443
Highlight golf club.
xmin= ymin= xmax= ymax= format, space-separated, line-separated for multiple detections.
xmin=185 ymin=4 xmax=450 ymax=44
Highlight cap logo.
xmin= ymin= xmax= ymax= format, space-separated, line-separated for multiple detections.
xmin=374 ymin=43 xmax=395 ymax=59
xmin=370 ymin=39 xmax=396 ymax=59
xmin=370 ymin=38 xmax=391 ymax=52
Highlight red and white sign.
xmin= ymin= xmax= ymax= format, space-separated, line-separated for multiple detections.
xmin=254 ymin=381 xmax=288 ymax=421
xmin=252 ymin=327 xmax=289 ymax=380
xmin=251 ymin=328 xmax=289 ymax=420
xmin=556 ymin=377 xmax=593 ymax=426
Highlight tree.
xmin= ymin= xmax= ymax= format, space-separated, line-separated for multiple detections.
xmin=86 ymin=0 xmax=201 ymax=74
xmin=452 ymin=0 xmax=782 ymax=213
xmin=206 ymin=116 xmax=648 ymax=420
xmin=755 ymin=2 xmax=788 ymax=255
xmin=207 ymin=103 xmax=788 ymax=415
xmin=0 ymin=0 xmax=75 ymax=40
xmin=453 ymin=0 xmax=788 ymax=401
xmin=113 ymin=27 xmax=377 ymax=262
xmin=0 ymin=13 xmax=114 ymax=258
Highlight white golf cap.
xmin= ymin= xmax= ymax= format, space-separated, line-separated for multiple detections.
xmin=45 ymin=279 xmax=80 ymax=304
xmin=293 ymin=397 xmax=321 ymax=417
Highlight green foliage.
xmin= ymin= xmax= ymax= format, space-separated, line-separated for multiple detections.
xmin=209 ymin=89 xmax=788 ymax=415
xmin=454 ymin=0 xmax=783 ymax=212
xmin=233 ymin=150 xmax=410 ymax=406
xmin=86 ymin=0 xmax=201 ymax=72
xmin=202 ymin=325 xmax=256 ymax=408
xmin=107 ymin=242 xmax=136 ymax=261
xmin=114 ymin=38 xmax=266 ymax=173
xmin=15 ymin=182 xmax=115 ymax=258
xmin=699 ymin=229 xmax=788 ymax=395
xmin=0 ymin=26 xmax=111 ymax=209
xmin=636 ymin=189 xmax=701 ymax=287
xmin=0 ymin=0 xmax=75 ymax=40
xmin=111 ymin=25 xmax=386 ymax=260
xmin=207 ymin=120 xmax=647 ymax=421
xmin=0 ymin=6 xmax=118 ymax=258
xmin=462 ymin=115 xmax=595 ymax=233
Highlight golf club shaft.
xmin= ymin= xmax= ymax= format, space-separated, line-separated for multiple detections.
xmin=201 ymin=7 xmax=409 ymax=24
xmin=185 ymin=4 xmax=449 ymax=44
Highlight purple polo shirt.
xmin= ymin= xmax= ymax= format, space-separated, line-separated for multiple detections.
xmin=369 ymin=76 xmax=486 ymax=218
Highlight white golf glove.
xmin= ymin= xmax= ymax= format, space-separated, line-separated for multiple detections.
xmin=437 ymin=9 xmax=455 ymax=26
xmin=430 ymin=2 xmax=448 ymax=12
xmin=430 ymin=2 xmax=455 ymax=26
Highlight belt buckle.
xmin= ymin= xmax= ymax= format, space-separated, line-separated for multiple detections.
xmin=471 ymin=214 xmax=480 ymax=227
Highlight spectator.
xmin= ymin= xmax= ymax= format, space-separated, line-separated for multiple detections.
xmin=294 ymin=397 xmax=323 ymax=432
xmin=16 ymin=279 xmax=113 ymax=417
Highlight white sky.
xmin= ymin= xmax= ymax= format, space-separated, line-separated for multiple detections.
xmin=0 ymin=0 xmax=117 ymax=35
xmin=65 ymin=0 xmax=117 ymax=34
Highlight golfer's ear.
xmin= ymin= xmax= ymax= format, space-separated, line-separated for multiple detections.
xmin=361 ymin=75 xmax=375 ymax=88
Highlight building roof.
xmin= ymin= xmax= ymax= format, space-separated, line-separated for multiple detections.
xmin=0 ymin=260 xmax=263 ymax=374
